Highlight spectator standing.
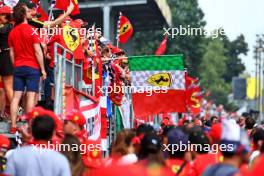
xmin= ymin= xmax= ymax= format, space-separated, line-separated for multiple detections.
xmin=203 ymin=119 xmax=250 ymax=176
xmin=8 ymin=3 xmax=46 ymax=133
xmin=0 ymin=6 xmax=14 ymax=108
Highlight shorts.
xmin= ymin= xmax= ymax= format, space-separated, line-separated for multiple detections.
xmin=0 ymin=50 xmax=14 ymax=76
xmin=13 ymin=66 xmax=40 ymax=92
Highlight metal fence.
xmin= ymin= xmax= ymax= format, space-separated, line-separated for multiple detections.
xmin=53 ymin=42 xmax=83 ymax=116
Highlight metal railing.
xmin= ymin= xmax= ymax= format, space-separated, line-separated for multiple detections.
xmin=53 ymin=42 xmax=83 ymax=116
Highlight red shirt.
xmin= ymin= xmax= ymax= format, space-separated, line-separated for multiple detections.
xmin=189 ymin=153 xmax=219 ymax=176
xmin=8 ymin=23 xmax=40 ymax=69
xmin=166 ymin=159 xmax=191 ymax=176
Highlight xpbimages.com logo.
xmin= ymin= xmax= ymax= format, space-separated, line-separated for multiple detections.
xmin=163 ymin=141 xmax=234 ymax=154
xmin=96 ymin=85 xmax=168 ymax=96
xmin=31 ymin=141 xmax=102 ymax=154
xmin=32 ymin=27 xmax=102 ymax=39
xmin=163 ymin=25 xmax=226 ymax=39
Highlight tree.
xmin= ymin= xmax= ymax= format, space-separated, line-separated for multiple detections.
xmin=133 ymin=0 xmax=206 ymax=76
xmin=221 ymin=34 xmax=248 ymax=82
xmin=199 ymin=39 xmax=230 ymax=105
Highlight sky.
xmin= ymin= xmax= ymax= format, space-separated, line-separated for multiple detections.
xmin=198 ymin=0 xmax=264 ymax=76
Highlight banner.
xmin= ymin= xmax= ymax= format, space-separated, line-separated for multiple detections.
xmin=79 ymin=95 xmax=101 ymax=141
xmin=119 ymin=96 xmax=131 ymax=129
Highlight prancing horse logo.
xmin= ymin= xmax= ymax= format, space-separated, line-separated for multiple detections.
xmin=146 ymin=73 xmax=171 ymax=87
xmin=63 ymin=25 xmax=80 ymax=51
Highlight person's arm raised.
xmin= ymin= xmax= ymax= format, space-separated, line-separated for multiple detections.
xmin=43 ymin=1 xmax=75 ymax=28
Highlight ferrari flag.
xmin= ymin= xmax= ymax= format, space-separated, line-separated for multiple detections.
xmin=117 ymin=13 xmax=133 ymax=44
xmin=128 ymin=55 xmax=186 ymax=117
xmin=55 ymin=0 xmax=80 ymax=16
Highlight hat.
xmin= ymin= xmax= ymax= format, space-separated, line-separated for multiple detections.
xmin=161 ymin=117 xmax=172 ymax=126
xmin=0 ymin=6 xmax=13 ymax=14
xmin=209 ymin=123 xmax=222 ymax=144
xmin=74 ymin=19 xmax=88 ymax=28
xmin=65 ymin=110 xmax=86 ymax=127
xmin=108 ymin=44 xmax=124 ymax=55
xmin=27 ymin=107 xmax=47 ymax=121
xmin=167 ymin=127 xmax=188 ymax=146
xmin=82 ymin=140 xmax=102 ymax=168
xmin=221 ymin=119 xmax=250 ymax=153
xmin=0 ymin=135 xmax=10 ymax=152
xmin=140 ymin=133 xmax=161 ymax=153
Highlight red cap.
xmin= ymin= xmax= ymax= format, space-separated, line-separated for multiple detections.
xmin=74 ymin=19 xmax=88 ymax=28
xmin=0 ymin=6 xmax=13 ymax=14
xmin=65 ymin=110 xmax=86 ymax=127
xmin=82 ymin=140 xmax=102 ymax=168
xmin=27 ymin=107 xmax=47 ymax=121
xmin=107 ymin=44 xmax=124 ymax=54
xmin=0 ymin=135 xmax=10 ymax=150
xmin=209 ymin=123 xmax=222 ymax=144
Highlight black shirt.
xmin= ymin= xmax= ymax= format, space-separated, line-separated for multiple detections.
xmin=0 ymin=23 xmax=13 ymax=50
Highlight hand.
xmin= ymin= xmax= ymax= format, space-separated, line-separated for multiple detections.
xmin=66 ymin=1 xmax=75 ymax=14
xmin=41 ymin=70 xmax=47 ymax=80
xmin=19 ymin=125 xmax=32 ymax=142
xmin=44 ymin=21 xmax=53 ymax=28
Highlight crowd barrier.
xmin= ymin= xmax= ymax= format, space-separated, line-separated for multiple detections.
xmin=53 ymin=42 xmax=83 ymax=116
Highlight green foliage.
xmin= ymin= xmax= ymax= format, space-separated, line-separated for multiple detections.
xmin=133 ymin=0 xmax=206 ymax=76
xmin=199 ymin=39 xmax=231 ymax=106
xmin=221 ymin=34 xmax=248 ymax=82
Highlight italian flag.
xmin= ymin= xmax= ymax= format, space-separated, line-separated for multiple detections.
xmin=128 ymin=55 xmax=186 ymax=117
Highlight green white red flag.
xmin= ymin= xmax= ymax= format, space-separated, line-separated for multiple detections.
xmin=128 ymin=55 xmax=186 ymax=117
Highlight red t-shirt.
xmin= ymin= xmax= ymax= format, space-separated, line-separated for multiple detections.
xmin=166 ymin=159 xmax=191 ymax=176
xmin=189 ymin=153 xmax=219 ymax=176
xmin=8 ymin=23 xmax=40 ymax=69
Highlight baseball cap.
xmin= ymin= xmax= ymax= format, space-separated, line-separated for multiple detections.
xmin=167 ymin=127 xmax=189 ymax=146
xmin=221 ymin=119 xmax=250 ymax=154
xmin=27 ymin=107 xmax=47 ymax=121
xmin=140 ymin=133 xmax=161 ymax=153
xmin=65 ymin=109 xmax=86 ymax=127
xmin=74 ymin=19 xmax=88 ymax=28
xmin=0 ymin=6 xmax=13 ymax=14
xmin=108 ymin=44 xmax=124 ymax=55
xmin=209 ymin=123 xmax=222 ymax=144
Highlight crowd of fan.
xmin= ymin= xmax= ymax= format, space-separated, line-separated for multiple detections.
xmin=0 ymin=108 xmax=263 ymax=176
xmin=1 ymin=2 xmax=264 ymax=176
xmin=0 ymin=2 xmax=130 ymax=134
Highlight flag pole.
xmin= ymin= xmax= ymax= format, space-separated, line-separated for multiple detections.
xmin=116 ymin=12 xmax=122 ymax=48
xmin=48 ymin=0 xmax=56 ymax=21
xmin=91 ymin=24 xmax=96 ymax=96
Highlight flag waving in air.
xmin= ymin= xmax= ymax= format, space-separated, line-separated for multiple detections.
xmin=117 ymin=12 xmax=133 ymax=44
xmin=128 ymin=55 xmax=186 ymax=117
xmin=155 ymin=34 xmax=168 ymax=55
xmin=55 ymin=0 xmax=80 ymax=16
xmin=186 ymin=76 xmax=203 ymax=115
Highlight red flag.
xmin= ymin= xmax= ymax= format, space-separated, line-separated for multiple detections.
xmin=118 ymin=13 xmax=133 ymax=44
xmin=186 ymin=76 xmax=202 ymax=115
xmin=36 ymin=5 xmax=49 ymax=21
xmin=31 ymin=0 xmax=39 ymax=3
xmin=60 ymin=21 xmax=84 ymax=60
xmin=71 ymin=0 xmax=80 ymax=16
xmin=155 ymin=34 xmax=168 ymax=55
xmin=55 ymin=0 xmax=80 ymax=16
